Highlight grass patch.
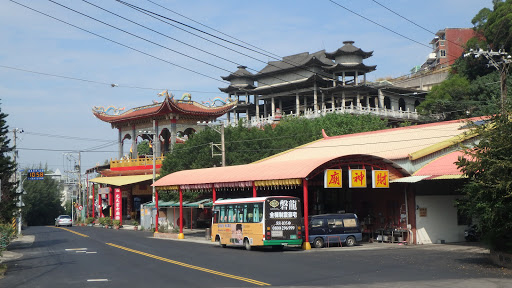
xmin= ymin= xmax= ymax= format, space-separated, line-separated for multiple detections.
xmin=0 ymin=263 xmax=7 ymax=279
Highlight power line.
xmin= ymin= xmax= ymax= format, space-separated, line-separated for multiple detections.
xmin=0 ymin=64 xmax=224 ymax=94
xmin=370 ymin=0 xmax=467 ymax=50
xmin=328 ymin=0 xmax=466 ymax=62
xmin=79 ymin=0 xmax=297 ymax=87
xmin=9 ymin=0 xmax=228 ymax=84
xmin=48 ymin=0 xmax=233 ymax=74
xmin=144 ymin=0 xmax=283 ymax=60
xmin=23 ymin=131 xmax=116 ymax=142
xmin=115 ymin=0 xmax=341 ymax=84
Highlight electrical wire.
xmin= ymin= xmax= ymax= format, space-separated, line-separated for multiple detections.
xmin=9 ymin=0 xmax=228 ymax=84
xmin=328 ymin=0 xmax=464 ymax=61
xmin=48 ymin=0 xmax=233 ymax=74
xmin=0 ymin=64 xmax=224 ymax=94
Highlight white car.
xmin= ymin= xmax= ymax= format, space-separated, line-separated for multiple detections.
xmin=55 ymin=215 xmax=72 ymax=227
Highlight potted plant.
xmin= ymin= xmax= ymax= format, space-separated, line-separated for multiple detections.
xmin=132 ymin=220 xmax=139 ymax=231
xmin=113 ymin=220 xmax=121 ymax=230
xmin=105 ymin=218 xmax=113 ymax=229
xmin=85 ymin=217 xmax=95 ymax=226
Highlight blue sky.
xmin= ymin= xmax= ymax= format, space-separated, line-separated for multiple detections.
xmin=0 ymin=0 xmax=492 ymax=175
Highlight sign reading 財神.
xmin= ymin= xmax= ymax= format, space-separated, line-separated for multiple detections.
xmin=324 ymin=169 xmax=342 ymax=188
xmin=372 ymin=170 xmax=389 ymax=188
xmin=349 ymin=169 xmax=367 ymax=188
xmin=114 ymin=188 xmax=122 ymax=224
xmin=323 ymin=168 xmax=390 ymax=189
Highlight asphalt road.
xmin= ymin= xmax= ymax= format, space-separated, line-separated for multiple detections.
xmin=1 ymin=226 xmax=512 ymax=288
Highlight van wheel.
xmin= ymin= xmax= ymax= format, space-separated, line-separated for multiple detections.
xmin=345 ymin=236 xmax=356 ymax=247
xmin=217 ymin=236 xmax=226 ymax=248
xmin=244 ymin=238 xmax=252 ymax=251
xmin=313 ymin=237 xmax=324 ymax=248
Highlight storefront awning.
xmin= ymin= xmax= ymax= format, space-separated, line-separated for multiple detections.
xmin=90 ymin=174 xmax=159 ymax=186
xmin=390 ymin=175 xmax=430 ymax=183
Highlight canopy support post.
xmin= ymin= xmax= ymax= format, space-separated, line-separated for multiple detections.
xmin=252 ymin=181 xmax=257 ymax=197
xmin=302 ymin=178 xmax=311 ymax=250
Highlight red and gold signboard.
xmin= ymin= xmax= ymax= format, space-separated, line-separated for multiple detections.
xmin=114 ymin=188 xmax=122 ymax=224
xmin=349 ymin=169 xmax=367 ymax=188
xmin=372 ymin=170 xmax=389 ymax=188
xmin=324 ymin=169 xmax=342 ymax=188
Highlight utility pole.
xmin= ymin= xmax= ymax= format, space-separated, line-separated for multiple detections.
xmin=12 ymin=128 xmax=24 ymax=235
xmin=464 ymin=47 xmax=512 ymax=113
xmin=199 ymin=121 xmax=226 ymax=167
xmin=78 ymin=151 xmax=84 ymax=220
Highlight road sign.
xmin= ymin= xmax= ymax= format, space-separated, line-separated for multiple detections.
xmin=78 ymin=205 xmax=83 ymax=211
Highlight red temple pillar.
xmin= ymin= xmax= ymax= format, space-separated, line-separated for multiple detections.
xmin=252 ymin=181 xmax=257 ymax=197
xmin=302 ymin=178 xmax=311 ymax=250
xmin=212 ymin=185 xmax=216 ymax=202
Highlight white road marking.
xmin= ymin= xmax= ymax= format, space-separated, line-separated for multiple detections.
xmin=85 ymin=252 xmax=97 ymax=254
xmin=87 ymin=279 xmax=109 ymax=282
xmin=65 ymin=248 xmax=87 ymax=251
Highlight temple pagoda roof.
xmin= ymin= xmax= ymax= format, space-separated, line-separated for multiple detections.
xmin=221 ymin=65 xmax=254 ymax=81
xmin=219 ymin=83 xmax=256 ymax=93
xmin=93 ymin=95 xmax=237 ymax=124
xmin=325 ymin=41 xmax=373 ymax=59
xmin=256 ymin=50 xmax=333 ymax=76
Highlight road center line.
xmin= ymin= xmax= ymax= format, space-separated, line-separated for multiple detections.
xmin=106 ymin=243 xmax=270 ymax=286
xmin=52 ymin=226 xmax=89 ymax=238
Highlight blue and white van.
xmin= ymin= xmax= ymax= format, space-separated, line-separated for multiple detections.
xmin=307 ymin=213 xmax=362 ymax=248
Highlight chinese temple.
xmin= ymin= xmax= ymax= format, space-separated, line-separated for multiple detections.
xmin=220 ymin=41 xmax=426 ymax=127
xmin=88 ymin=92 xmax=236 ymax=220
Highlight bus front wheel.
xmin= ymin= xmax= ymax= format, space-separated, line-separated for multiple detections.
xmin=244 ymin=238 xmax=252 ymax=251
xmin=217 ymin=236 xmax=226 ymax=248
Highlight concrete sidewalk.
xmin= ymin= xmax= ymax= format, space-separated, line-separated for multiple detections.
xmin=0 ymin=235 xmax=35 ymax=264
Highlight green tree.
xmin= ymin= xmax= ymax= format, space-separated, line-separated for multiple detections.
xmin=481 ymin=0 xmax=512 ymax=51
xmin=137 ymin=140 xmax=151 ymax=156
xmin=416 ymin=75 xmax=474 ymax=119
xmin=0 ymin=101 xmax=17 ymax=224
xmin=457 ymin=111 xmax=512 ymax=252
xmin=22 ymin=167 xmax=64 ymax=226
xmin=161 ymin=113 xmax=387 ymax=178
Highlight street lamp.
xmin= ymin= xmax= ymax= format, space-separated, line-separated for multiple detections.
xmin=197 ymin=121 xmax=225 ymax=167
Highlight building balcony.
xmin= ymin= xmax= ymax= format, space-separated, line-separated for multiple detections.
xmin=110 ymin=156 xmax=164 ymax=172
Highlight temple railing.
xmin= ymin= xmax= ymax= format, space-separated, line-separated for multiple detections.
xmin=110 ymin=156 xmax=164 ymax=169
xmin=223 ymin=104 xmax=422 ymax=127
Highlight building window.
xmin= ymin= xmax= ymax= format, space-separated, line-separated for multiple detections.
xmin=440 ymin=41 xmax=445 ymax=46
xmin=440 ymin=50 xmax=446 ymax=58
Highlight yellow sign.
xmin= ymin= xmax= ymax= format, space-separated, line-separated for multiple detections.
xmin=349 ymin=169 xmax=366 ymax=188
xmin=324 ymin=169 xmax=342 ymax=188
xmin=372 ymin=170 xmax=389 ymax=188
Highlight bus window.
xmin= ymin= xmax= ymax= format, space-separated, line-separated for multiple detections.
xmin=213 ymin=210 xmax=219 ymax=224
xmin=253 ymin=203 xmax=262 ymax=223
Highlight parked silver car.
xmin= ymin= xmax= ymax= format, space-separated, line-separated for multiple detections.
xmin=55 ymin=215 xmax=72 ymax=227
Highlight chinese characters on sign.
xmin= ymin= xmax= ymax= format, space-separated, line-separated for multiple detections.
xmin=114 ymin=188 xmax=122 ymax=224
xmin=372 ymin=170 xmax=389 ymax=188
xmin=349 ymin=169 xmax=367 ymax=188
xmin=324 ymin=169 xmax=342 ymax=188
